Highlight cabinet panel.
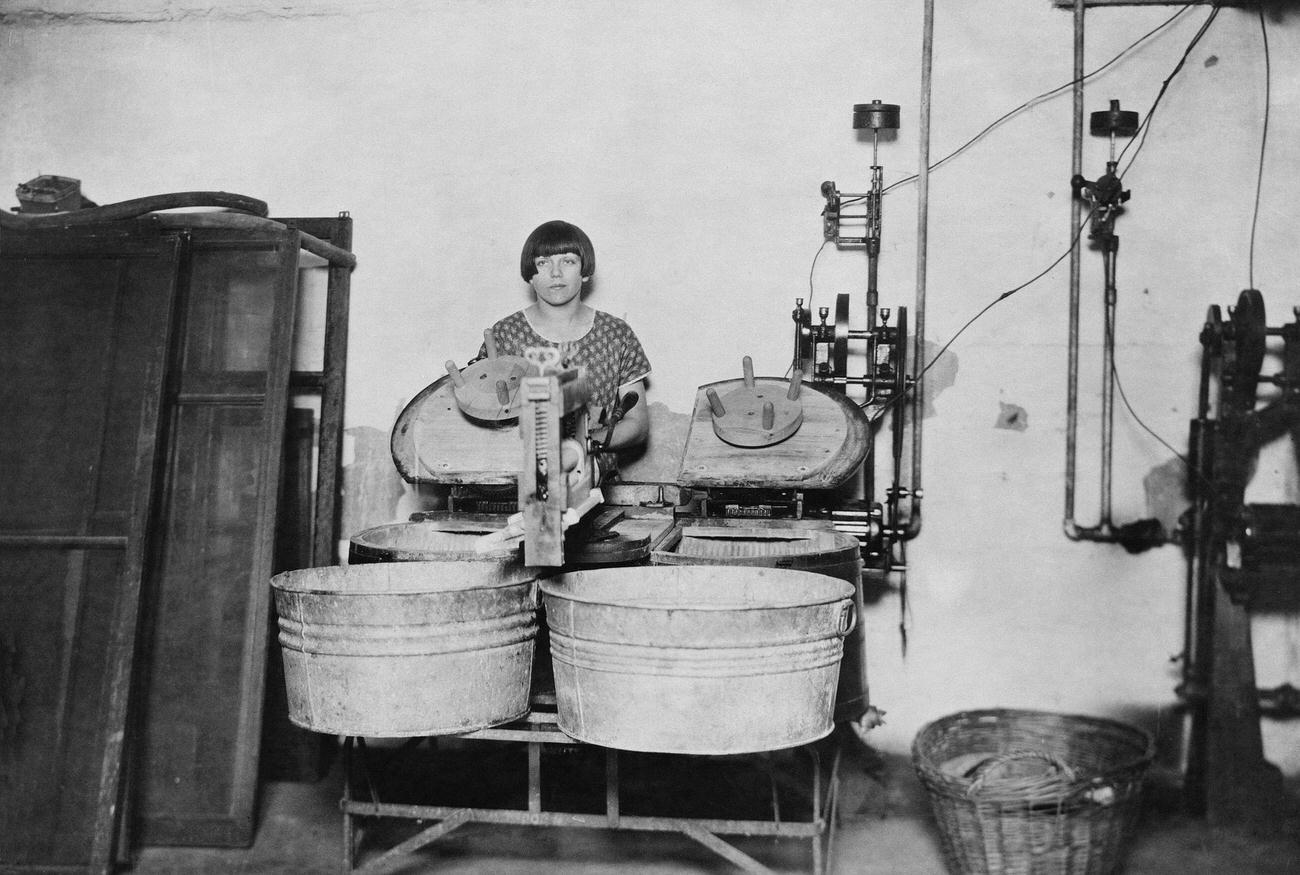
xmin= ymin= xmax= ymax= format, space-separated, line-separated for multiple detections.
xmin=0 ymin=229 xmax=180 ymax=873
xmin=135 ymin=231 xmax=298 ymax=847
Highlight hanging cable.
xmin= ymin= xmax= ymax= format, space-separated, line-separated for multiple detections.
xmin=1248 ymin=6 xmax=1270 ymax=290
xmin=853 ymin=3 xmax=1219 ymax=425
xmin=862 ymin=208 xmax=1095 ymax=420
xmin=1104 ymin=3 xmax=1260 ymax=489
xmin=806 ymin=6 xmax=1191 ymax=300
xmin=883 ymin=6 xmax=1191 ymax=196
xmin=1117 ymin=5 xmax=1221 ymax=176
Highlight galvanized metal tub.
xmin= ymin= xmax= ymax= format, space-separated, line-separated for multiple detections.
xmin=345 ymin=518 xmax=555 ymax=695
xmin=540 ymin=565 xmax=855 ymax=754
xmin=348 ymin=517 xmax=515 ymax=564
xmin=271 ymin=561 xmax=539 ymax=737
xmin=651 ymin=524 xmax=867 ymax=724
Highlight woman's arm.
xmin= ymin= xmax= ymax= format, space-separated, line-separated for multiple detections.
xmin=596 ymin=379 xmax=649 ymax=451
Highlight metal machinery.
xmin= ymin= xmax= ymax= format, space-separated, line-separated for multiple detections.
xmin=450 ymin=344 xmax=606 ymax=567
xmin=1065 ymin=98 xmax=1150 ymax=546
xmin=1065 ymin=99 xmax=1299 ymax=827
xmin=786 ymin=100 xmax=921 ymax=584
xmin=1180 ymin=289 xmax=1300 ymax=830
xmin=355 ymin=98 xmax=931 ymax=875
xmin=362 ymin=340 xmax=873 ymax=871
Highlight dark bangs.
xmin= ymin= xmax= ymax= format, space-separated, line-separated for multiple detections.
xmin=520 ymin=220 xmax=595 ymax=280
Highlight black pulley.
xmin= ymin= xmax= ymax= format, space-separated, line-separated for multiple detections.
xmin=1229 ymin=288 xmax=1267 ymax=404
xmin=1089 ymin=99 xmax=1140 ymax=137
xmin=853 ymin=101 xmax=900 ymax=131
xmin=832 ymin=293 xmax=851 ymax=379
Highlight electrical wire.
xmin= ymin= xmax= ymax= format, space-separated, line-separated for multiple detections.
xmin=882 ymin=5 xmax=1192 ymax=196
xmin=869 ymin=7 xmax=1221 ymax=426
xmin=786 ymin=239 xmax=832 ymax=379
xmin=802 ymin=3 xmax=1226 ymax=501
xmin=806 ymin=238 xmax=830 ymax=312
xmin=805 ymin=2 xmax=1200 ymax=352
xmin=1107 ymin=320 xmax=1205 ymax=489
xmin=1248 ymin=6 xmax=1270 ymax=290
xmin=1096 ymin=6 xmax=1225 ymax=495
xmin=1106 ymin=3 xmax=1265 ymax=493
xmin=861 ymin=208 xmax=1096 ymax=420
xmin=1116 ymin=4 xmax=1221 ymax=175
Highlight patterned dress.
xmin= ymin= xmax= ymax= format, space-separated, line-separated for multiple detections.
xmin=477 ymin=309 xmax=651 ymax=415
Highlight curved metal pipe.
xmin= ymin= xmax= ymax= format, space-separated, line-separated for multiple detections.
xmin=0 ymin=191 xmax=268 ymax=228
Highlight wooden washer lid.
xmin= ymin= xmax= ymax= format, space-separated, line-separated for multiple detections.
xmin=391 ymin=372 xmax=522 ymax=485
xmin=678 ymin=375 xmax=870 ymax=490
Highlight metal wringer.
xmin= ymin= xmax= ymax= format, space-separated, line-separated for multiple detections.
xmin=389 ymin=332 xmax=673 ymax=568
xmin=796 ymin=100 xmax=920 ymax=587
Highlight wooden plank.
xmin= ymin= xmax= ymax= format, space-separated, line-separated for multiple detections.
xmin=0 ymin=225 xmax=180 ymax=873
xmin=282 ymin=215 xmax=354 ymax=568
xmin=134 ymin=226 xmax=299 ymax=847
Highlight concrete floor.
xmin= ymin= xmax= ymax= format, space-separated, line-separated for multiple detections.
xmin=124 ymin=734 xmax=1300 ymax=875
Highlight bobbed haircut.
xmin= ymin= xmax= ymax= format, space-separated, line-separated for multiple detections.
xmin=520 ymin=220 xmax=595 ymax=280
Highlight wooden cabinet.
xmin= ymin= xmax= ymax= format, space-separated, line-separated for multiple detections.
xmin=0 ymin=214 xmax=352 ymax=868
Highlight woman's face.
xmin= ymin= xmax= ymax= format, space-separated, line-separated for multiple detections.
xmin=530 ymin=252 xmax=585 ymax=308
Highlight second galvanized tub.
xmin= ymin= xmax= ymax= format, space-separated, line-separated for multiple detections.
xmin=540 ymin=565 xmax=855 ymax=754
xmin=651 ymin=524 xmax=868 ymax=724
xmin=348 ymin=517 xmax=515 ymax=564
xmin=271 ymin=560 xmax=539 ymax=737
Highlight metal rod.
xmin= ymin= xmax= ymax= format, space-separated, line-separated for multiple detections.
xmin=1099 ymin=247 xmax=1118 ymax=531
xmin=677 ymin=820 xmax=775 ymax=873
xmin=528 ymin=739 xmax=542 ymax=813
xmin=903 ymin=0 xmax=934 ymax=538
xmin=1064 ymin=0 xmax=1087 ymax=539
xmin=342 ymin=736 xmax=355 ymax=872
xmin=354 ymin=811 xmax=471 ymax=874
xmin=339 ymin=800 xmax=826 ymax=838
xmin=606 ymin=748 xmax=621 ymax=827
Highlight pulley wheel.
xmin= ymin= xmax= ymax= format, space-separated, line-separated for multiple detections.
xmin=1200 ymin=304 xmax=1224 ymax=352
xmin=853 ymin=101 xmax=900 ymax=131
xmin=1089 ymin=99 xmax=1140 ymax=137
xmin=833 ymin=293 xmax=851 ymax=380
xmin=892 ymin=307 xmax=909 ymax=460
xmin=1229 ymin=288 xmax=1267 ymax=405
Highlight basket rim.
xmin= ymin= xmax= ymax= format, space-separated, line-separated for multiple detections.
xmin=911 ymin=707 xmax=1156 ymax=795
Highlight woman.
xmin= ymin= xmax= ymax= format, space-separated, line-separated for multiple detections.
xmin=478 ymin=219 xmax=651 ymax=453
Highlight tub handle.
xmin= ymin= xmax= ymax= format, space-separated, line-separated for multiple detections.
xmin=837 ymin=601 xmax=857 ymax=637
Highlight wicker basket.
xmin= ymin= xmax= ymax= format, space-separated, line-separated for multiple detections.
xmin=912 ymin=709 xmax=1155 ymax=875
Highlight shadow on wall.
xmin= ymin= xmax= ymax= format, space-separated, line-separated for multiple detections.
xmin=341 ymin=425 xmax=406 ymax=539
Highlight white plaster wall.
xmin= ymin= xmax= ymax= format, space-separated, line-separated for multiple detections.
xmin=2 ymin=0 xmax=1296 ymax=776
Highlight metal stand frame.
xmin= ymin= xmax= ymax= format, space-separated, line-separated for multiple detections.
xmin=340 ymin=698 xmax=842 ymax=874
